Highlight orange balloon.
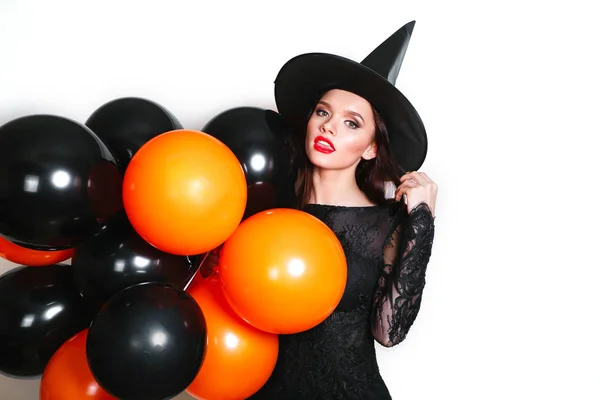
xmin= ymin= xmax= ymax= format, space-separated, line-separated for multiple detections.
xmin=219 ymin=208 xmax=347 ymax=334
xmin=186 ymin=275 xmax=278 ymax=400
xmin=0 ymin=236 xmax=73 ymax=266
xmin=122 ymin=130 xmax=247 ymax=255
xmin=40 ymin=329 xmax=116 ymax=400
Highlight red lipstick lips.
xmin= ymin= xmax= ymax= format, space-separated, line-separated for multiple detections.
xmin=314 ymin=136 xmax=335 ymax=154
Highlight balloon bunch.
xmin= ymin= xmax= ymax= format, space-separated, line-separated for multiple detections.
xmin=0 ymin=98 xmax=348 ymax=400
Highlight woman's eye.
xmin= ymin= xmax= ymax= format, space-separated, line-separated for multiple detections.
xmin=316 ymin=109 xmax=328 ymax=117
xmin=345 ymin=120 xmax=358 ymax=129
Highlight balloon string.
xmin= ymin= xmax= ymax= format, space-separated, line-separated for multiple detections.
xmin=184 ymin=252 xmax=209 ymax=292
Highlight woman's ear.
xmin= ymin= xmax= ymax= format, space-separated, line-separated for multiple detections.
xmin=362 ymin=142 xmax=377 ymax=160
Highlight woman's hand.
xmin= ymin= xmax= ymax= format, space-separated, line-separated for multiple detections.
xmin=200 ymin=245 xmax=222 ymax=277
xmin=394 ymin=171 xmax=438 ymax=218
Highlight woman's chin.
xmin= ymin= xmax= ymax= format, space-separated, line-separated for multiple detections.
xmin=307 ymin=152 xmax=338 ymax=169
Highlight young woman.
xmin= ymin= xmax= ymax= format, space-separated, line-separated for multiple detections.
xmin=206 ymin=21 xmax=437 ymax=399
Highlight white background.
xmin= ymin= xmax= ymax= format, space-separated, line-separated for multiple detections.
xmin=1 ymin=0 xmax=599 ymax=399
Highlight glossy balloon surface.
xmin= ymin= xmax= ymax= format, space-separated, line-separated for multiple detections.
xmin=86 ymin=283 xmax=207 ymax=400
xmin=86 ymin=97 xmax=182 ymax=172
xmin=122 ymin=129 xmax=247 ymax=255
xmin=203 ymin=108 xmax=296 ymax=219
xmin=219 ymin=208 xmax=347 ymax=334
xmin=0 ymin=236 xmax=73 ymax=266
xmin=71 ymin=212 xmax=196 ymax=307
xmin=186 ymin=275 xmax=278 ymax=399
xmin=0 ymin=264 xmax=97 ymax=377
xmin=40 ymin=329 xmax=116 ymax=400
xmin=0 ymin=115 xmax=122 ymax=250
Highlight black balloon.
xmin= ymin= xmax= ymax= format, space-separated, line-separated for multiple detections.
xmin=203 ymin=107 xmax=296 ymax=219
xmin=86 ymin=282 xmax=206 ymax=400
xmin=86 ymin=97 xmax=183 ymax=172
xmin=0 ymin=264 xmax=97 ymax=377
xmin=0 ymin=115 xmax=123 ymax=250
xmin=71 ymin=212 xmax=198 ymax=308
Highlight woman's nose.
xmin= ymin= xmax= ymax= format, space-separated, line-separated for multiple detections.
xmin=321 ymin=120 xmax=335 ymax=135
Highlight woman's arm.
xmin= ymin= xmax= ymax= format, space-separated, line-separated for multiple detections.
xmin=371 ymin=202 xmax=435 ymax=347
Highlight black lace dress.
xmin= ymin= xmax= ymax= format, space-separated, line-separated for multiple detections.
xmin=248 ymin=202 xmax=435 ymax=400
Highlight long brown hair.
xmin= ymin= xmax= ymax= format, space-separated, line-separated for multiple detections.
xmin=293 ymin=98 xmax=405 ymax=209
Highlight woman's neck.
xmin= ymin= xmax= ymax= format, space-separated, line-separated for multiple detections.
xmin=309 ymin=167 xmax=375 ymax=206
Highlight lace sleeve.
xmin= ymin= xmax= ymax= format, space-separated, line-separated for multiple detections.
xmin=371 ymin=202 xmax=435 ymax=347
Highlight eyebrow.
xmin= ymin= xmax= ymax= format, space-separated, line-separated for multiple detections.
xmin=317 ymin=101 xmax=365 ymax=123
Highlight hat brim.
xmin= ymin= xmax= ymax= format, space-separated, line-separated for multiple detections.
xmin=274 ymin=53 xmax=427 ymax=172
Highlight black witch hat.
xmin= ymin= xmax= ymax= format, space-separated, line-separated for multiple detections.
xmin=274 ymin=21 xmax=427 ymax=173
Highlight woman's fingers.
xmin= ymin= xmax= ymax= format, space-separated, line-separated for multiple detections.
xmin=394 ymin=179 xmax=419 ymax=201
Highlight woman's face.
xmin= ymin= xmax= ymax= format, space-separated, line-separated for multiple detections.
xmin=305 ymin=89 xmax=377 ymax=171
